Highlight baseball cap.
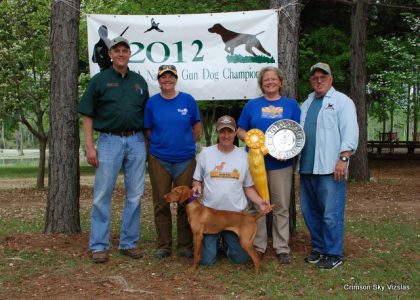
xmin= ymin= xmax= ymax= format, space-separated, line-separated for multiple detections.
xmin=216 ymin=115 xmax=236 ymax=132
xmin=158 ymin=65 xmax=178 ymax=78
xmin=310 ymin=62 xmax=331 ymax=75
xmin=109 ymin=36 xmax=130 ymax=49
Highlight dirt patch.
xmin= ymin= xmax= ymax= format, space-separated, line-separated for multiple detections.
xmin=0 ymin=160 xmax=418 ymax=299
xmin=345 ymin=160 xmax=420 ymax=222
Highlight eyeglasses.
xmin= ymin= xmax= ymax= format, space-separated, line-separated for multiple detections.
xmin=310 ymin=75 xmax=329 ymax=82
xmin=158 ymin=65 xmax=176 ymax=71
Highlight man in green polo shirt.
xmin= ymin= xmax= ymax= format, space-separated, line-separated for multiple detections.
xmin=78 ymin=36 xmax=149 ymax=263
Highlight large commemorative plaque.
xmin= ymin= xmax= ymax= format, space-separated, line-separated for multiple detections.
xmin=265 ymin=119 xmax=305 ymax=160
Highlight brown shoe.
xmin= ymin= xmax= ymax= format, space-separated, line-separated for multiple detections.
xmin=154 ymin=249 xmax=171 ymax=259
xmin=92 ymin=251 xmax=109 ymax=263
xmin=178 ymin=248 xmax=193 ymax=259
xmin=277 ymin=252 xmax=291 ymax=264
xmin=120 ymin=248 xmax=143 ymax=259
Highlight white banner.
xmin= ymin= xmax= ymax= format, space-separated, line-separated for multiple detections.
xmin=87 ymin=10 xmax=278 ymax=100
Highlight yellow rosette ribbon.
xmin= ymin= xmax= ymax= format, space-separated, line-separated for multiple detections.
xmin=245 ymin=129 xmax=270 ymax=203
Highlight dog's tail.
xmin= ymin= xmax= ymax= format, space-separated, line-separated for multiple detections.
xmin=252 ymin=204 xmax=274 ymax=220
xmin=255 ymin=31 xmax=265 ymax=36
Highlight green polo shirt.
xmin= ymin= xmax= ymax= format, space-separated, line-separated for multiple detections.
xmin=77 ymin=67 xmax=149 ymax=132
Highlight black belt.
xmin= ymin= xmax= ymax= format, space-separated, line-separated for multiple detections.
xmin=108 ymin=130 xmax=139 ymax=137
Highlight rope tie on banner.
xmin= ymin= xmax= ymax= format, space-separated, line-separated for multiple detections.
xmin=53 ymin=0 xmax=82 ymax=13
xmin=274 ymin=0 xmax=301 ymax=28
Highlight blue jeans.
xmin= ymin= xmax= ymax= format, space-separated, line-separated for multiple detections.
xmin=200 ymin=231 xmax=249 ymax=265
xmin=157 ymin=158 xmax=192 ymax=180
xmin=89 ymin=132 xmax=146 ymax=252
xmin=300 ymin=174 xmax=346 ymax=257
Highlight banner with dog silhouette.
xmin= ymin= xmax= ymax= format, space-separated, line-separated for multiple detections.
xmin=87 ymin=10 xmax=278 ymax=100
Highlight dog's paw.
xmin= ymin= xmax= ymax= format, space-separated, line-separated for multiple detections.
xmin=187 ymin=265 xmax=197 ymax=273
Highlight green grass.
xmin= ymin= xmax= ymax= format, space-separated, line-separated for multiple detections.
xmin=0 ymin=218 xmax=44 ymax=240
xmin=226 ymin=54 xmax=276 ymax=63
xmin=1 ymin=210 xmax=418 ymax=299
xmin=0 ymin=164 xmax=96 ymax=178
xmin=1 ymin=168 xmax=419 ymax=299
xmin=0 ymin=248 xmax=82 ymax=288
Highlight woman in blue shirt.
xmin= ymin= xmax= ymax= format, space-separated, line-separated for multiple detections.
xmin=237 ymin=66 xmax=300 ymax=264
xmin=144 ymin=65 xmax=202 ymax=259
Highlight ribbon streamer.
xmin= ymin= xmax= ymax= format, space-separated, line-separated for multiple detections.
xmin=245 ymin=129 xmax=270 ymax=203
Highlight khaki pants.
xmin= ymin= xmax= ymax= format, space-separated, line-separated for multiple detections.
xmin=148 ymin=154 xmax=195 ymax=252
xmin=252 ymin=166 xmax=293 ymax=254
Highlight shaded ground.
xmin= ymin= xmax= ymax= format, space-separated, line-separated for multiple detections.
xmin=0 ymin=160 xmax=419 ymax=299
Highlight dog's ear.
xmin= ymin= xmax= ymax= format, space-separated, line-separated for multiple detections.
xmin=175 ymin=186 xmax=192 ymax=200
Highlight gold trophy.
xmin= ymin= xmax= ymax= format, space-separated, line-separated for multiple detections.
xmin=244 ymin=129 xmax=270 ymax=202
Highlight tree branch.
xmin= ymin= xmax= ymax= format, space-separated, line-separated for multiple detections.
xmin=373 ymin=3 xmax=420 ymax=10
xmin=313 ymin=0 xmax=420 ymax=10
xmin=19 ymin=113 xmax=42 ymax=140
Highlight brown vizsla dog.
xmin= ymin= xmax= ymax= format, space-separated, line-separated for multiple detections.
xmin=164 ymin=185 xmax=270 ymax=273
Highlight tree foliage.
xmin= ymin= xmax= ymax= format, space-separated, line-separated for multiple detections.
xmin=298 ymin=26 xmax=350 ymax=100
xmin=1 ymin=0 xmax=418 ymax=155
xmin=298 ymin=0 xmax=419 ymax=140
xmin=0 ymin=0 xmax=50 ymax=118
xmin=0 ymin=0 xmax=51 ymax=188
xmin=367 ymin=13 xmax=419 ymax=136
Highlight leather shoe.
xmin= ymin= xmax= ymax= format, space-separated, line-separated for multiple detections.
xmin=92 ymin=251 xmax=109 ymax=263
xmin=178 ymin=248 xmax=193 ymax=258
xmin=277 ymin=252 xmax=291 ymax=264
xmin=154 ymin=249 xmax=171 ymax=259
xmin=119 ymin=248 xmax=143 ymax=259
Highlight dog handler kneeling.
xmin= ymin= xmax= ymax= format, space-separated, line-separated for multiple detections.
xmin=192 ymin=115 xmax=270 ymax=265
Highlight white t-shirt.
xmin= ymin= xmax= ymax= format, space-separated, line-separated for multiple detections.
xmin=193 ymin=145 xmax=254 ymax=212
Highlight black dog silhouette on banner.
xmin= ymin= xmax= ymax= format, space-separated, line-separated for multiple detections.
xmin=92 ymin=26 xmax=129 ymax=71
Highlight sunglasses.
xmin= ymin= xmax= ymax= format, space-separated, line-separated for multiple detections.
xmin=158 ymin=65 xmax=176 ymax=70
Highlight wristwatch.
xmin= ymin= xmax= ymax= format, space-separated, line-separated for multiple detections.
xmin=339 ymin=156 xmax=349 ymax=162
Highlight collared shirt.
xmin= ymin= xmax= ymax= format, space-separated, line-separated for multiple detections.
xmin=77 ymin=67 xmax=149 ymax=131
xmin=299 ymin=87 xmax=359 ymax=174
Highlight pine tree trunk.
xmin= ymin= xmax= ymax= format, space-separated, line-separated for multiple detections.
xmin=271 ymin=0 xmax=301 ymax=236
xmin=202 ymin=104 xmax=216 ymax=146
xmin=45 ymin=0 xmax=81 ymax=233
xmin=271 ymin=0 xmax=301 ymax=99
xmin=348 ymin=0 xmax=370 ymax=182
xmin=1 ymin=122 xmax=5 ymax=150
xmin=413 ymin=83 xmax=418 ymax=141
xmin=16 ymin=124 xmax=24 ymax=156
xmin=37 ymin=137 xmax=47 ymax=189
xmin=406 ymin=85 xmax=411 ymax=141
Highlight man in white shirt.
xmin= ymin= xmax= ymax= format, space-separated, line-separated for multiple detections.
xmin=299 ymin=62 xmax=359 ymax=269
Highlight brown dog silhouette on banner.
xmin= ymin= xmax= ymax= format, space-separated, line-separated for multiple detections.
xmin=208 ymin=23 xmax=271 ymax=57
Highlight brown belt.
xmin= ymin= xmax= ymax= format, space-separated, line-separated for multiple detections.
xmin=108 ymin=130 xmax=138 ymax=137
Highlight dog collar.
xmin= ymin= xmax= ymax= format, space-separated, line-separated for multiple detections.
xmin=185 ymin=191 xmax=200 ymax=204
